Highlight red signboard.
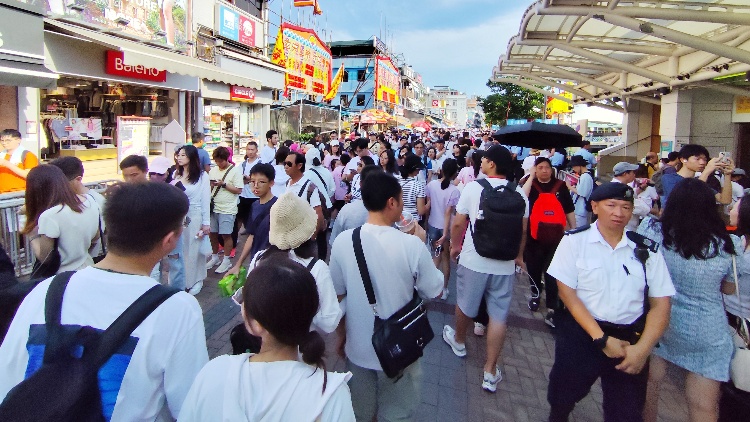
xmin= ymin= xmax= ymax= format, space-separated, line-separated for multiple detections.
xmin=238 ymin=16 xmax=256 ymax=47
xmin=105 ymin=50 xmax=167 ymax=82
xmin=230 ymin=85 xmax=256 ymax=102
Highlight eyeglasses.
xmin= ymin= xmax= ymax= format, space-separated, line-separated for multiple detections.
xmin=183 ymin=216 xmax=191 ymax=227
xmin=250 ymin=180 xmax=268 ymax=186
xmin=0 ymin=138 xmax=13 ymax=144
xmin=284 ymin=161 xmax=295 ymax=167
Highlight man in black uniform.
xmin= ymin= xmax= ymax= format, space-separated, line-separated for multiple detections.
xmin=546 ymin=182 xmax=675 ymax=422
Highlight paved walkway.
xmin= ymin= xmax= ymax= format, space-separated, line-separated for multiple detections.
xmin=193 ymin=240 xmax=689 ymax=422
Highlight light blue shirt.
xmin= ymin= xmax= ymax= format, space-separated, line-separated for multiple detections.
xmin=573 ymin=149 xmax=595 ymax=169
xmin=550 ymin=151 xmax=565 ymax=167
xmin=512 ymin=146 xmax=530 ymax=161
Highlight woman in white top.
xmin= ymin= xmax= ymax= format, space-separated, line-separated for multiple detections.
xmin=180 ymin=258 xmax=355 ymax=422
xmin=271 ymin=146 xmax=291 ymax=198
xmin=425 ymin=159 xmax=460 ymax=300
xmin=171 ymin=145 xmax=211 ymax=294
xmin=22 ymin=165 xmax=100 ymax=274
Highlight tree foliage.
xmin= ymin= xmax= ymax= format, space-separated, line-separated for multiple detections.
xmin=478 ymin=80 xmax=546 ymax=125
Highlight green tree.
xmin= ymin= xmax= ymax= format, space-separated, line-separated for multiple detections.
xmin=479 ymin=80 xmax=546 ymax=126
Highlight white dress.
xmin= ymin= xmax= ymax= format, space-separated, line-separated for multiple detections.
xmin=172 ymin=172 xmax=211 ymax=289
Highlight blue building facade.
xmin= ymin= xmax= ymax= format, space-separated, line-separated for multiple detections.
xmin=330 ymin=57 xmax=376 ymax=112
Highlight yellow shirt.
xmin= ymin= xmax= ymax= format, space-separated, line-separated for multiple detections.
xmin=1 ymin=150 xmax=38 ymax=193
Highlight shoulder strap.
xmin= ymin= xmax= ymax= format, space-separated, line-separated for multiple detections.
xmin=88 ymin=194 xmax=106 ymax=255
xmin=476 ymin=178 xmax=492 ymax=190
xmin=249 ymin=197 xmax=277 ymax=229
xmin=43 ymin=271 xmax=77 ymax=363
xmin=310 ymin=169 xmax=328 ymax=191
xmin=550 ymin=179 xmax=564 ymax=195
xmin=90 ymin=285 xmax=179 ymax=368
xmin=298 ymin=179 xmax=310 ymax=198
xmin=352 ymin=227 xmax=377 ymax=308
xmin=306 ymin=258 xmax=318 ymax=271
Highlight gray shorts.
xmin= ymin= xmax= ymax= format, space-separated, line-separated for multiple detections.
xmin=210 ymin=212 xmax=236 ymax=234
xmin=456 ymin=264 xmax=515 ymax=322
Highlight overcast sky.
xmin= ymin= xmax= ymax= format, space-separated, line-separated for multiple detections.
xmin=267 ymin=0 xmax=530 ymax=97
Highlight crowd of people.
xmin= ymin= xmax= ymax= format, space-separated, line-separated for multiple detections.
xmin=1 ymin=124 xmax=750 ymax=422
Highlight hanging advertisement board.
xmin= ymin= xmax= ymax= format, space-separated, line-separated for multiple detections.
xmin=270 ymin=23 xmax=332 ymax=96
xmin=374 ymin=55 xmax=399 ymax=105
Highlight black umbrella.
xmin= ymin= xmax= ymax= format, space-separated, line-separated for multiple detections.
xmin=492 ymin=122 xmax=583 ymax=149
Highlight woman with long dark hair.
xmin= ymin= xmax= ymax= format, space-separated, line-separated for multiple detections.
xmin=379 ymin=148 xmax=399 ymax=176
xmin=455 ymin=150 xmax=484 ymax=189
xmin=180 ymin=258 xmax=354 ymax=421
xmin=172 ymin=145 xmax=211 ymax=294
xmin=639 ymin=178 xmax=740 ymax=422
xmin=425 ymin=158 xmax=460 ymax=299
xmin=396 ymin=145 xmax=410 ymax=167
xmin=23 ymin=165 xmax=100 ymax=274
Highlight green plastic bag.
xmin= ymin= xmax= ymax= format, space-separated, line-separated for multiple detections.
xmin=218 ymin=266 xmax=247 ymax=297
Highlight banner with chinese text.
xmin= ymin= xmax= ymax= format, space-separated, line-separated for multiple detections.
xmin=375 ymin=56 xmax=400 ymax=105
xmin=271 ymin=23 xmax=332 ymax=96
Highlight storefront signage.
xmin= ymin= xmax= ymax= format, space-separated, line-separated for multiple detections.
xmin=215 ymin=3 xmax=259 ymax=48
xmin=37 ymin=0 xmax=191 ymax=50
xmin=105 ymin=50 xmax=166 ymax=82
xmin=737 ymin=96 xmax=750 ymax=114
xmin=0 ymin=1 xmax=45 ymax=65
xmin=230 ymin=85 xmax=255 ymax=102
xmin=375 ymin=55 xmax=400 ymax=105
xmin=270 ymin=23 xmax=332 ymax=96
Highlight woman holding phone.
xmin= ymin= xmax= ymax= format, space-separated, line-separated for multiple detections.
xmin=172 ymin=145 xmax=211 ymax=294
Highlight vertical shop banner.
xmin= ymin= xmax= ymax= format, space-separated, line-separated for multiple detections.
xmin=39 ymin=0 xmax=191 ymax=49
xmin=374 ymin=56 xmax=400 ymax=105
xmin=270 ymin=23 xmax=332 ymax=96
xmin=117 ymin=117 xmax=151 ymax=170
xmin=215 ymin=3 xmax=260 ymax=48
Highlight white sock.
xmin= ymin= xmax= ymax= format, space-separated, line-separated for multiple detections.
xmin=222 ymin=257 xmax=231 ymax=264
xmin=212 ymin=254 xmax=219 ymax=260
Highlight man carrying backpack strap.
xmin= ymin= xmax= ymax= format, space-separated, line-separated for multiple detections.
xmin=0 ymin=182 xmax=208 ymax=421
xmin=522 ymin=157 xmax=576 ymax=328
xmin=443 ymin=145 xmax=530 ymax=393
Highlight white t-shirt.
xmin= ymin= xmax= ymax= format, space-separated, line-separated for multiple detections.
xmin=329 ymin=224 xmax=443 ymax=370
xmin=38 ymin=197 xmax=101 ymax=272
xmin=0 ymin=267 xmax=209 ymax=421
xmin=456 ymin=178 xmax=529 ymax=275
xmin=345 ymin=153 xmax=379 ymax=176
xmin=286 ymin=176 xmax=322 ymax=209
xmin=239 ymin=158 xmax=263 ymax=199
xmin=249 ymin=250 xmax=342 ymax=333
xmin=305 ymin=166 xmax=335 ymax=208
xmin=180 ymin=355 xmax=354 ymax=422
xmin=272 ymin=164 xmax=290 ymax=198
xmin=522 ymin=155 xmax=537 ymax=173
xmin=85 ymin=190 xmax=107 ymax=258
xmin=260 ymin=145 xmax=277 ymax=165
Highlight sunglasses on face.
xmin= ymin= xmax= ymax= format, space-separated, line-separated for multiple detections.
xmin=284 ymin=161 xmax=295 ymax=167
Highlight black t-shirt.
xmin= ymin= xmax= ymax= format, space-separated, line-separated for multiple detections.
xmin=246 ymin=197 xmax=277 ymax=258
xmin=527 ymin=179 xmax=575 ymax=215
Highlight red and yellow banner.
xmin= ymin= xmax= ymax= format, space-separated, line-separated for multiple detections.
xmin=375 ymin=55 xmax=400 ymax=105
xmin=324 ymin=64 xmax=345 ymax=102
xmin=270 ymin=23 xmax=332 ymax=96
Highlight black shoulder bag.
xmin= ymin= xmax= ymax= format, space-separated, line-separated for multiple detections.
xmin=352 ymin=227 xmax=434 ymax=379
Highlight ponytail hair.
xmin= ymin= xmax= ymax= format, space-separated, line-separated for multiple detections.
xmin=472 ymin=150 xmax=484 ymax=178
xmin=440 ymin=158 xmax=459 ymax=190
xmin=243 ymin=258 xmax=328 ymax=393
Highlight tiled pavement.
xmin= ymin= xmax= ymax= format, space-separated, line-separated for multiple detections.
xmin=191 ymin=239 xmax=689 ymax=422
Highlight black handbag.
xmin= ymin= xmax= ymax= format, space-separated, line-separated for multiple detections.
xmin=352 ymin=227 xmax=434 ymax=379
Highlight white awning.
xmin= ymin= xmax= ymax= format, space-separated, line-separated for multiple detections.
xmin=0 ymin=60 xmax=57 ymax=89
xmin=45 ymin=19 xmax=261 ymax=90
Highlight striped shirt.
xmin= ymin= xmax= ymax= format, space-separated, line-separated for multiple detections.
xmin=397 ymin=175 xmax=426 ymax=221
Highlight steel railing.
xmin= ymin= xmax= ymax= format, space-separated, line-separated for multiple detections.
xmin=1 ymin=180 xmax=119 ymax=277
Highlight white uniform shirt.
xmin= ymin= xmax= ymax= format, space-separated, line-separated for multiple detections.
xmin=547 ymin=222 xmax=676 ymax=325
xmin=286 ymin=176 xmax=322 ymax=209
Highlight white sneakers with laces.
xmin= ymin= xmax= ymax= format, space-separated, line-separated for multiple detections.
xmin=442 ymin=325 xmax=466 ymax=357
xmin=215 ymin=258 xmax=232 ymax=274
xmin=482 ymin=367 xmax=502 ymax=393
xmin=205 ymin=255 xmax=219 ymax=269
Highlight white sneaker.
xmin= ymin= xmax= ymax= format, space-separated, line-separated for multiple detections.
xmin=442 ymin=325 xmax=466 ymax=357
xmin=205 ymin=256 xmax=219 ymax=269
xmin=215 ymin=258 xmax=232 ymax=274
xmin=481 ymin=367 xmax=502 ymax=393
xmin=474 ymin=322 xmax=486 ymax=337
xmin=440 ymin=288 xmax=449 ymax=300
xmin=188 ymin=280 xmax=203 ymax=296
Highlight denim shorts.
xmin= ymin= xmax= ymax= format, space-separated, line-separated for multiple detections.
xmin=426 ymin=225 xmax=443 ymax=254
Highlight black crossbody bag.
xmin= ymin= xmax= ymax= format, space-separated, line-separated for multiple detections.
xmin=210 ymin=165 xmax=235 ymax=214
xmin=352 ymin=227 xmax=434 ymax=379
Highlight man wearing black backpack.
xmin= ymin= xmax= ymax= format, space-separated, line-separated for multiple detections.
xmin=443 ymin=145 xmax=530 ymax=393
xmin=0 ymin=182 xmax=208 ymax=421
xmin=522 ymin=157 xmax=576 ymax=328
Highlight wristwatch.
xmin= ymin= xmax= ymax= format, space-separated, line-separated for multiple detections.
xmin=593 ymin=334 xmax=609 ymax=350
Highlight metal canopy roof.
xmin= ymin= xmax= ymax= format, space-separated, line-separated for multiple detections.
xmin=492 ymin=0 xmax=750 ymax=110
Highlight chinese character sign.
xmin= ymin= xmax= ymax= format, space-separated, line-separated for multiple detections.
xmin=375 ymin=56 xmax=400 ymax=105
xmin=270 ymin=23 xmax=332 ymax=96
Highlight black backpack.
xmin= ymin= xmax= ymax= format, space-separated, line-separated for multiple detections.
xmin=469 ymin=179 xmax=526 ymax=261
xmin=0 ymin=272 xmax=178 ymax=422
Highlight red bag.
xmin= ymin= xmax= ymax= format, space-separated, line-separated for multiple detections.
xmin=530 ymin=180 xmax=566 ymax=245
